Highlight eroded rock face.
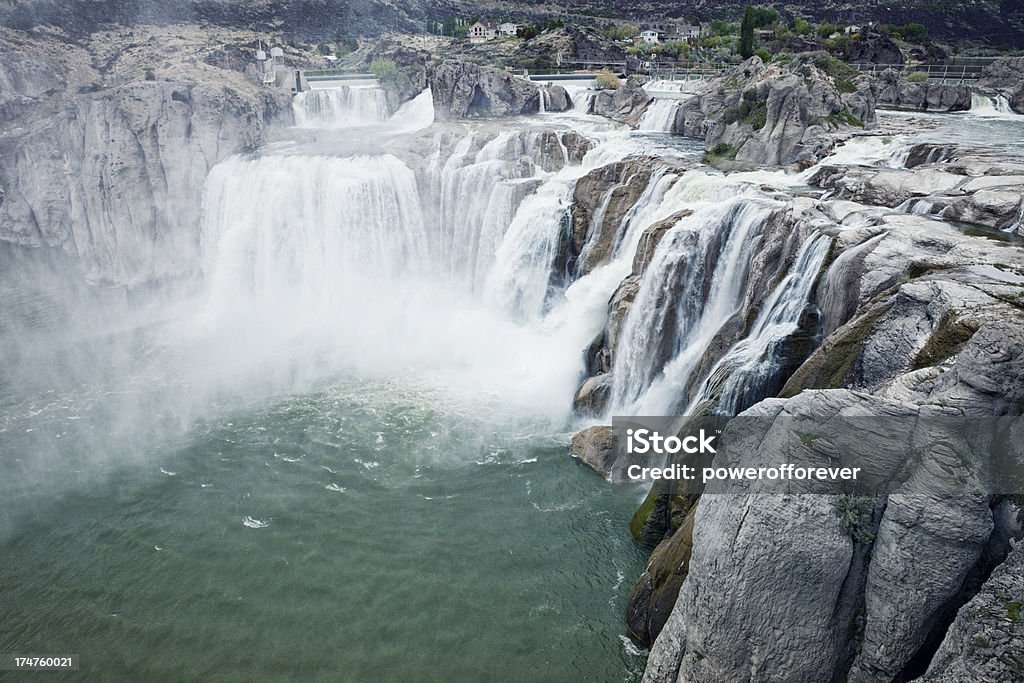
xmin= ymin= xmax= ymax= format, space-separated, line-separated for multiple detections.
xmin=979 ymin=56 xmax=1024 ymax=114
xmin=0 ymin=52 xmax=64 ymax=120
xmin=877 ymin=69 xmax=972 ymax=112
xmin=643 ymin=209 xmax=1024 ymax=683
xmin=0 ymin=78 xmax=290 ymax=286
xmin=541 ymin=84 xmax=572 ymax=112
xmin=429 ymin=61 xmax=540 ymax=120
xmin=671 ymin=57 xmax=871 ymax=167
xmin=920 ymin=542 xmax=1024 ymax=682
xmin=590 ymin=77 xmax=652 ymax=127
xmin=845 ymin=29 xmax=904 ymax=65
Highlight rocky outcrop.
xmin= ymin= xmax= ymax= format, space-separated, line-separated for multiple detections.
xmin=362 ymin=40 xmax=430 ymax=111
xmin=920 ymin=542 xmax=1024 ymax=682
xmin=0 ymin=77 xmax=290 ymax=286
xmin=844 ymin=28 xmax=904 ymax=65
xmin=979 ymin=56 xmax=1024 ymax=114
xmin=564 ymin=158 xmax=656 ymax=276
xmin=429 ymin=61 xmax=540 ymax=120
xmin=877 ymin=69 xmax=972 ymax=112
xmin=0 ymin=52 xmax=64 ymax=120
xmin=671 ymin=57 xmax=870 ymax=167
xmin=809 ymin=160 xmax=1024 ymax=231
xmin=590 ymin=77 xmax=652 ymax=128
xmin=569 ymin=425 xmax=616 ymax=478
xmin=642 ymin=207 xmax=1024 ymax=682
xmin=540 ymin=84 xmax=571 ymax=112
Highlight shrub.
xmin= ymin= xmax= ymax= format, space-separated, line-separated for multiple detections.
xmin=369 ymin=58 xmax=400 ymax=87
xmin=837 ymin=494 xmax=876 ymax=544
xmin=144 ymin=68 xmax=156 ymax=81
xmin=703 ymin=142 xmax=739 ymax=162
xmin=594 ymin=67 xmax=621 ymax=90
xmin=906 ymin=70 xmax=930 ymax=83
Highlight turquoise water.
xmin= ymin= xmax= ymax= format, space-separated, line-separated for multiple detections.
xmin=0 ymin=375 xmax=647 ymax=682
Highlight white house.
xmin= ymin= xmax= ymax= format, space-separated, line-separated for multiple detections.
xmin=640 ymin=29 xmax=661 ymax=44
xmin=468 ymin=20 xmax=498 ymax=44
xmin=498 ymin=22 xmax=519 ymax=37
xmin=844 ymin=24 xmax=863 ymax=35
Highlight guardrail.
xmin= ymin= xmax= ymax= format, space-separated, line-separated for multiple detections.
xmin=850 ymin=63 xmax=986 ymax=83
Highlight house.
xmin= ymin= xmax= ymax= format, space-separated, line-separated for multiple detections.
xmin=468 ymin=20 xmax=499 ymax=44
xmin=844 ymin=24 xmax=862 ymax=35
xmin=674 ymin=23 xmax=705 ymax=39
xmin=498 ymin=22 xmax=519 ymax=37
xmin=639 ymin=29 xmax=661 ymax=44
xmin=754 ymin=27 xmax=776 ymax=40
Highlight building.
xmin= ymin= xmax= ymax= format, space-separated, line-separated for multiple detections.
xmin=498 ymin=22 xmax=519 ymax=37
xmin=468 ymin=20 xmax=499 ymax=43
xmin=674 ymin=23 xmax=705 ymax=39
xmin=639 ymin=29 xmax=661 ymax=44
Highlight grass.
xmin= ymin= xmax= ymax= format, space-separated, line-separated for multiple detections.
xmin=721 ymin=90 xmax=768 ymax=130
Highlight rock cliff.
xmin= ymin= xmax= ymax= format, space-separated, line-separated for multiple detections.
xmin=429 ymin=61 xmax=540 ymax=120
xmin=0 ymin=32 xmax=292 ymax=286
xmin=876 ymin=68 xmax=972 ymax=112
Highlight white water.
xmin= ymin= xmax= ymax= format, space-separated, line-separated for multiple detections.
xmin=638 ymin=99 xmax=681 ymax=133
xmin=686 ymin=233 xmax=831 ymax=415
xmin=292 ymin=85 xmax=391 ymax=127
xmin=970 ymin=92 xmax=1018 ymax=119
xmin=610 ymin=196 xmax=779 ymax=416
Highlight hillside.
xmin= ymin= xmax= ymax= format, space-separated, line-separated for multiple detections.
xmin=1 ymin=0 xmax=1021 ymax=48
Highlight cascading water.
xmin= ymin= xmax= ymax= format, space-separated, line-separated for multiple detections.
xmin=686 ymin=232 xmax=831 ymax=415
xmin=292 ymin=85 xmax=391 ymax=127
xmin=638 ymin=99 xmax=681 ymax=133
xmin=610 ymin=198 xmax=778 ymax=416
xmin=970 ymin=92 xmax=1015 ymax=118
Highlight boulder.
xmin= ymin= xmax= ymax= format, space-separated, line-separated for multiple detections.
xmin=845 ymin=28 xmax=904 ymax=65
xmin=590 ymin=77 xmax=652 ymax=128
xmin=429 ymin=61 xmax=540 ymax=120
xmin=568 ymin=425 xmax=616 ymax=478
xmin=541 ymin=84 xmax=572 ymax=112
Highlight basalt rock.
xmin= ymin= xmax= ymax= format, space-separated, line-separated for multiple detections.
xmin=590 ymin=77 xmax=652 ymax=128
xmin=429 ymin=61 xmax=540 ymax=120
xmin=568 ymin=425 xmax=616 ymax=478
xmin=877 ymin=68 xmax=971 ymax=112
xmin=0 ymin=76 xmax=290 ymax=286
xmin=979 ymin=56 xmax=1024 ymax=114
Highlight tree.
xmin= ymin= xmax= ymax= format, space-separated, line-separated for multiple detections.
xmin=739 ymin=6 xmax=755 ymax=59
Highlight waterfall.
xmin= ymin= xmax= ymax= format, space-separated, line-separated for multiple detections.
xmin=610 ymin=198 xmax=777 ymax=416
xmin=292 ymin=86 xmax=391 ymax=127
xmin=200 ymin=154 xmax=429 ymax=318
xmin=638 ymin=99 xmax=680 ymax=133
xmin=970 ymin=92 xmax=1017 ymax=118
xmin=686 ymin=233 xmax=831 ymax=415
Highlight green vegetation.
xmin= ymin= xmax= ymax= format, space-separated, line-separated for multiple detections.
xmin=906 ymin=71 xmax=930 ymax=83
xmin=722 ymin=90 xmax=768 ymax=129
xmin=837 ymin=494 xmax=877 ymax=544
xmin=886 ymin=22 xmax=930 ymax=44
xmin=600 ymin=23 xmax=638 ymax=41
xmin=792 ymin=17 xmax=812 ymax=36
xmin=1007 ymin=600 xmax=1022 ymax=623
xmin=739 ymin=6 xmax=756 ymax=59
xmin=594 ymin=67 xmax=621 ymax=90
xmin=703 ymin=142 xmax=739 ymax=163
xmin=812 ymin=55 xmax=860 ymax=93
xmin=369 ymin=58 xmax=400 ymax=87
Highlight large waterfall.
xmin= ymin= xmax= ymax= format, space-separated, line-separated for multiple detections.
xmin=293 ymin=85 xmax=392 ymax=127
